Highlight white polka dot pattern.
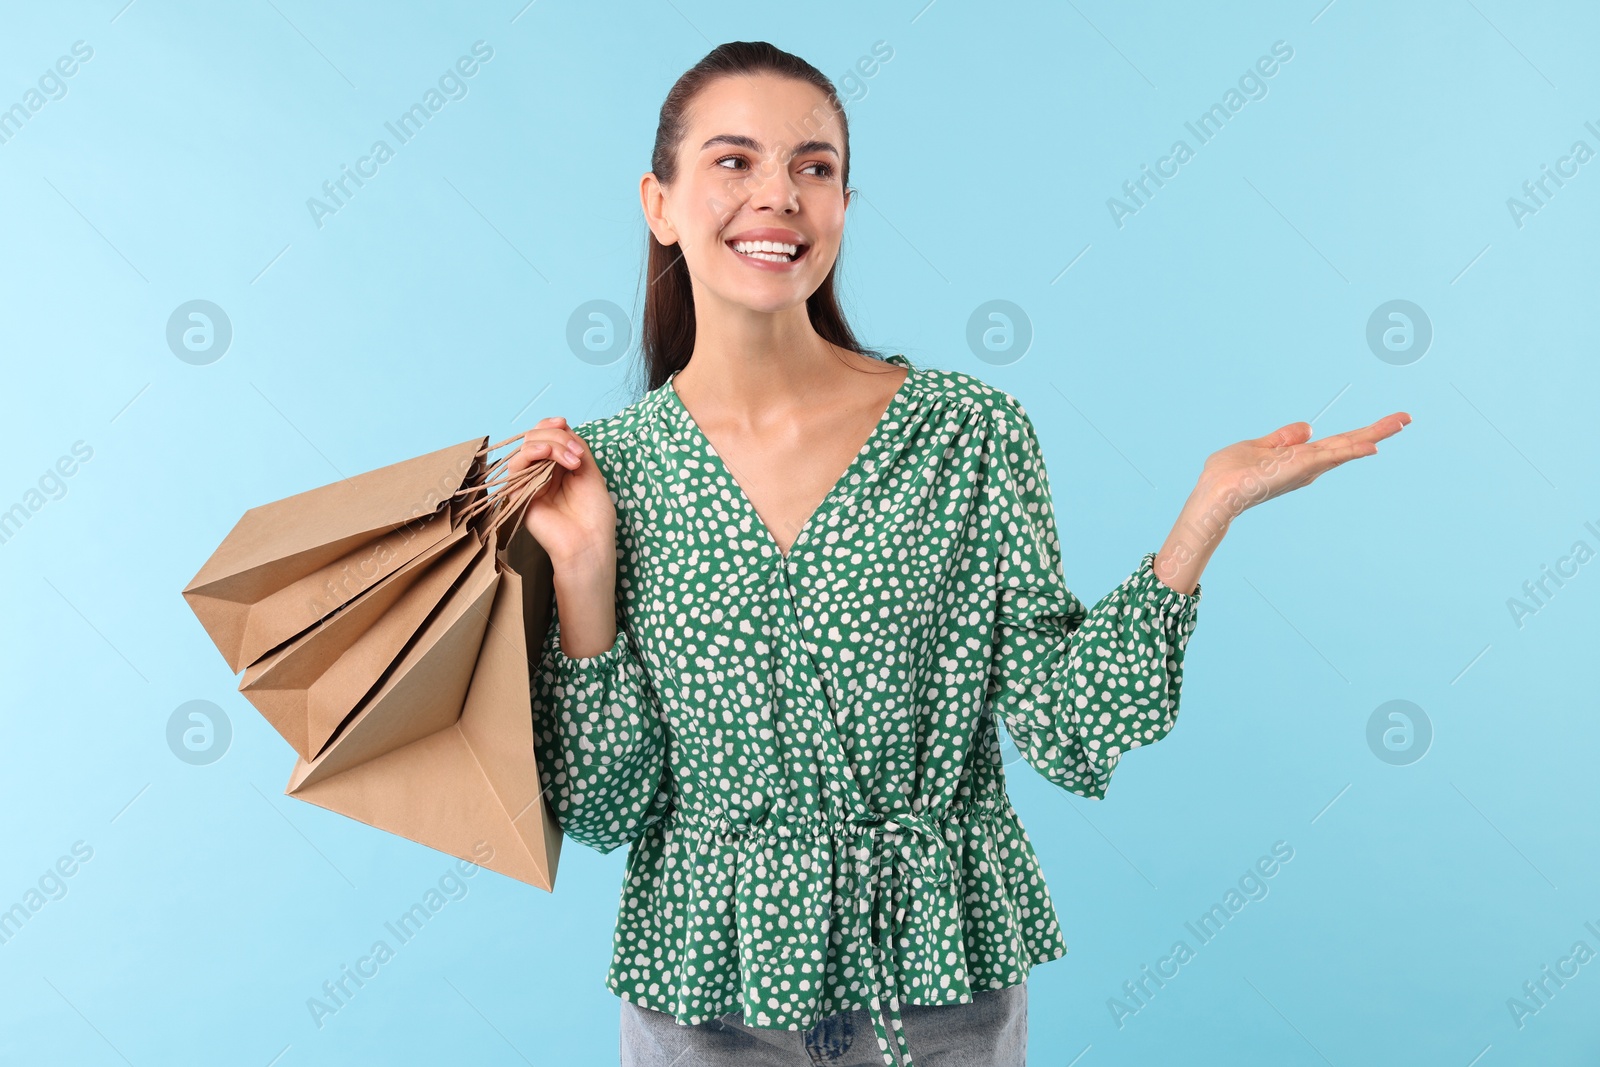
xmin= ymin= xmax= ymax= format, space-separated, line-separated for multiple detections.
xmin=530 ymin=354 xmax=1202 ymax=1067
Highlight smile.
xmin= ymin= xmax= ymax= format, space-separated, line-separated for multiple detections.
xmin=727 ymin=239 xmax=810 ymax=268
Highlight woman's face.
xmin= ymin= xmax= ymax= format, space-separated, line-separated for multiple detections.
xmin=642 ymin=73 xmax=850 ymax=316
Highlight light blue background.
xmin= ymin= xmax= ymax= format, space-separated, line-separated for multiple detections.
xmin=2 ymin=1 xmax=1596 ymax=1063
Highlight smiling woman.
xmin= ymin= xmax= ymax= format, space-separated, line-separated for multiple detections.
xmin=510 ymin=43 xmax=1088 ymax=1067
xmin=503 ymin=38 xmax=1258 ymax=1067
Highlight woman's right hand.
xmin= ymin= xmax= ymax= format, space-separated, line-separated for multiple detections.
xmin=506 ymin=416 xmax=616 ymax=572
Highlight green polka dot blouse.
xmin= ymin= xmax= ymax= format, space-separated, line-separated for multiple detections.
xmin=531 ymin=353 xmax=1203 ymax=1067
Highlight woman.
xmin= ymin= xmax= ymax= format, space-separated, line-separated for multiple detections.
xmin=508 ymin=41 xmax=1408 ymax=1067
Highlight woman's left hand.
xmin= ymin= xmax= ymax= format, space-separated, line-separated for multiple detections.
xmin=1151 ymin=411 xmax=1413 ymax=595
xmin=1200 ymin=411 xmax=1413 ymax=516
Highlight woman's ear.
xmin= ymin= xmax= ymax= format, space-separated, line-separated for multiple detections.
xmin=639 ymin=172 xmax=679 ymax=246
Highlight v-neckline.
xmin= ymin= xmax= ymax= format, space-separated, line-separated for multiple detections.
xmin=664 ymin=354 xmax=916 ymax=561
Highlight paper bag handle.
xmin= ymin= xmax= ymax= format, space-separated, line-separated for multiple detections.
xmin=452 ymin=433 xmax=555 ymax=539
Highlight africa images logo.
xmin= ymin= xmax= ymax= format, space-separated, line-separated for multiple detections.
xmin=306 ymin=41 xmax=494 ymax=229
xmin=1106 ymin=40 xmax=1294 ymax=229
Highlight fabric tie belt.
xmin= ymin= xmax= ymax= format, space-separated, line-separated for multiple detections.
xmin=763 ymin=561 xmax=960 ymax=1064
xmin=850 ymin=811 xmax=956 ymax=1067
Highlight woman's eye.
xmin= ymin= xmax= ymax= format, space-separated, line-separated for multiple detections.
xmin=713 ymin=155 xmax=834 ymax=179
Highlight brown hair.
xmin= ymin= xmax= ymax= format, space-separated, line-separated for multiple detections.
xmin=637 ymin=41 xmax=880 ymax=393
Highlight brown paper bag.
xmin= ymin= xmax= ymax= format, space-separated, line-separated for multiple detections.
xmin=283 ymin=463 xmax=563 ymax=889
xmin=182 ymin=437 xmax=491 ymax=673
xmin=237 ymin=529 xmax=478 ymax=762
xmin=183 ymin=434 xmax=565 ymax=890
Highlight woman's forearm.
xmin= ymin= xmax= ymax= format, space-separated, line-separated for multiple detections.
xmin=552 ymin=554 xmax=620 ymax=659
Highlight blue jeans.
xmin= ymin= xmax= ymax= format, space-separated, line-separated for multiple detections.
xmin=619 ymin=982 xmax=1027 ymax=1066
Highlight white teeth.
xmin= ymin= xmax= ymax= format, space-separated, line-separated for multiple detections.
xmin=731 ymin=239 xmax=801 ymax=262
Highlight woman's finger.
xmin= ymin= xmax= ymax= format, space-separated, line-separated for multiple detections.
xmin=1251 ymin=422 xmax=1311 ymax=449
xmin=515 ymin=429 xmax=587 ymax=471
xmin=1307 ymin=412 xmax=1411 ymax=456
xmin=508 ymin=431 xmax=560 ymax=473
xmin=516 ymin=438 xmax=579 ymax=472
xmin=520 ymin=425 xmax=583 ymax=452
xmin=1289 ymin=413 xmax=1411 ymax=479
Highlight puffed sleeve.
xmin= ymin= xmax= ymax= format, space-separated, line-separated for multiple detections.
xmin=531 ymin=602 xmax=673 ymax=854
xmin=981 ymin=393 xmax=1202 ymax=800
xmin=527 ymin=429 xmax=672 ymax=855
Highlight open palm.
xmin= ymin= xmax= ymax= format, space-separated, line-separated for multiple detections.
xmin=1201 ymin=412 xmax=1413 ymax=517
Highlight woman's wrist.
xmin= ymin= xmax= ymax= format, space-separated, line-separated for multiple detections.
xmin=1153 ymin=480 xmax=1233 ymax=595
xmin=549 ymin=539 xmax=614 ymax=577
xmin=551 ymin=554 xmax=620 ymax=659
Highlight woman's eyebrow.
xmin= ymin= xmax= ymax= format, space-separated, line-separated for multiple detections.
xmin=699 ymin=133 xmax=839 ymax=158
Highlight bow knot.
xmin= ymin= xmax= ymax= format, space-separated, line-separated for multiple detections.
xmin=853 ymin=810 xmax=956 ymax=892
